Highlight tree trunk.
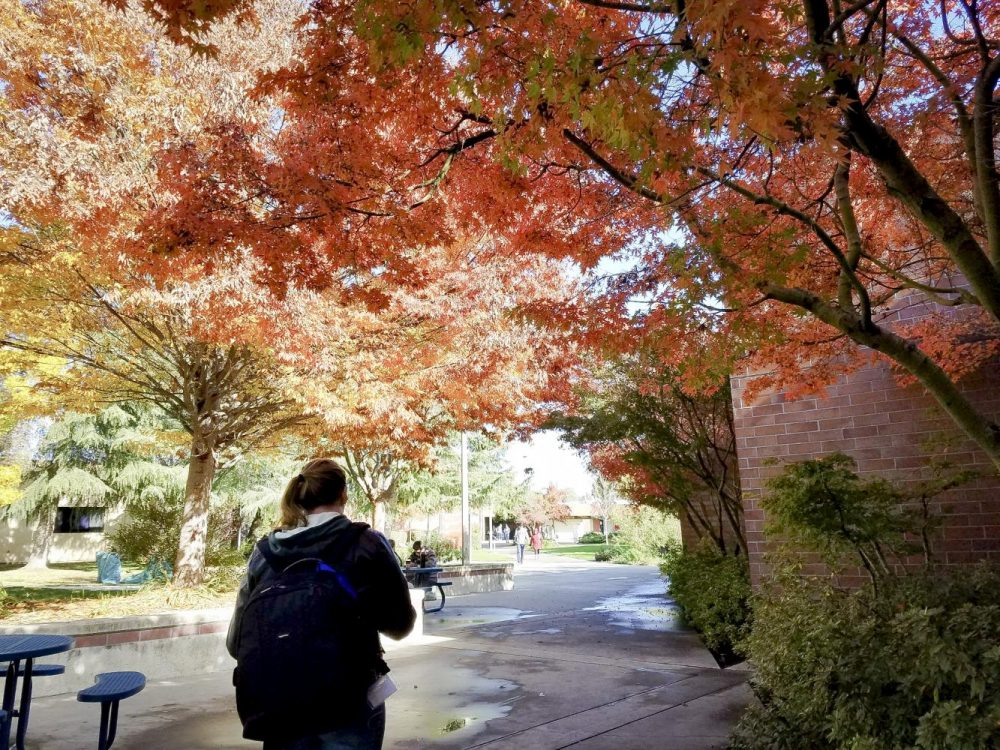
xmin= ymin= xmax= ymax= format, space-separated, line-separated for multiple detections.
xmin=370 ymin=479 xmax=397 ymax=532
xmin=174 ymin=448 xmax=217 ymax=587
xmin=371 ymin=498 xmax=387 ymax=532
xmin=22 ymin=506 xmax=57 ymax=569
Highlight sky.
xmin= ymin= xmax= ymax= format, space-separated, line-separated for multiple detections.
xmin=505 ymin=430 xmax=594 ymax=498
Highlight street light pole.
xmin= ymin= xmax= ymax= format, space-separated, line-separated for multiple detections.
xmin=461 ymin=431 xmax=471 ymax=564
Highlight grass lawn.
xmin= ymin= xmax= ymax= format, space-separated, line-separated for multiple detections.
xmin=0 ymin=561 xmax=141 ymax=588
xmin=471 ymin=547 xmax=515 ymax=563
xmin=0 ymin=562 xmax=239 ymax=624
xmin=541 ymin=543 xmax=608 ymax=561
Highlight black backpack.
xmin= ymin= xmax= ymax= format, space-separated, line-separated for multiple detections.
xmin=234 ymin=522 xmax=380 ymax=743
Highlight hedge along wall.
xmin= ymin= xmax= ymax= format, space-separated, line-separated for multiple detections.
xmin=731 ymin=356 xmax=1000 ymax=587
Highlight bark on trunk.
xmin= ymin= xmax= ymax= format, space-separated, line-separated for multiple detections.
xmin=369 ymin=479 xmax=398 ymax=532
xmin=22 ymin=506 xmax=57 ymax=569
xmin=174 ymin=448 xmax=217 ymax=587
xmin=371 ymin=498 xmax=387 ymax=533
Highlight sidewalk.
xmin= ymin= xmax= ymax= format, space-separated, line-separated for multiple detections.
xmin=21 ymin=566 xmax=751 ymax=749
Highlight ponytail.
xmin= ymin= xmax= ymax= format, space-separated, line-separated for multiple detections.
xmin=278 ymin=459 xmax=348 ymax=529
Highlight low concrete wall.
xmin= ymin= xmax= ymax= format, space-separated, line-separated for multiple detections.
xmin=0 ymin=589 xmax=425 ymax=698
xmin=436 ymin=562 xmax=513 ymax=595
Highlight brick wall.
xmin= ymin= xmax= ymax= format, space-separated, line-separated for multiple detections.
xmin=732 ymin=360 xmax=1000 ymax=586
xmin=678 ymin=491 xmax=746 ymax=555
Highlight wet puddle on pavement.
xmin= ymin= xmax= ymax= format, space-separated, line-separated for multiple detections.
xmin=583 ymin=580 xmax=687 ymax=633
xmin=395 ymin=665 xmax=520 ymax=740
xmin=425 ymin=607 xmax=531 ymax=631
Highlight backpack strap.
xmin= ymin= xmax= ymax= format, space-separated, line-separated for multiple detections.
xmin=256 ymin=522 xmax=370 ymax=574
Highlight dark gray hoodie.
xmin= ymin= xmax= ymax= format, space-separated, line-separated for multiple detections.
xmin=226 ymin=513 xmax=416 ymax=659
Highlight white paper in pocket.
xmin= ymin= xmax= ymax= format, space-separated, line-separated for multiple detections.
xmin=367 ymin=674 xmax=398 ymax=709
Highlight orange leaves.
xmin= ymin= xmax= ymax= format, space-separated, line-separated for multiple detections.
xmin=105 ymin=0 xmax=257 ymax=53
xmin=13 ymin=0 xmax=1000 ymax=468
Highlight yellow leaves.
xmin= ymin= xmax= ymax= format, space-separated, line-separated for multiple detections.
xmin=0 ymin=465 xmax=21 ymax=507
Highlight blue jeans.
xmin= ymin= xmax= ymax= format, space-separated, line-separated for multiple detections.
xmin=265 ymin=704 xmax=386 ymax=750
xmin=516 ymin=544 xmax=525 ymax=563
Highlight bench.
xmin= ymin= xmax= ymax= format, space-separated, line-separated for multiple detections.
xmin=0 ymin=663 xmax=64 ymax=678
xmin=419 ymin=581 xmax=453 ymax=613
xmin=0 ymin=659 xmax=65 ymax=749
xmin=404 ymin=566 xmax=453 ymax=613
xmin=77 ymin=671 xmax=146 ymax=750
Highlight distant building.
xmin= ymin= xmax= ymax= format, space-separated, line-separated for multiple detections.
xmin=550 ymin=501 xmax=602 ymax=542
xmin=392 ymin=501 xmax=602 ymax=545
xmin=1 ymin=502 xmax=124 ymax=565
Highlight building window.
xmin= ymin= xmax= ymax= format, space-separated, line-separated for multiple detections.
xmin=54 ymin=507 xmax=105 ymax=533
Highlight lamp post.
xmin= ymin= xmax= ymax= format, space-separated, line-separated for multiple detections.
xmin=461 ymin=431 xmax=471 ymax=565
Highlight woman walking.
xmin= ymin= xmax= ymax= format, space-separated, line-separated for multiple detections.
xmin=228 ymin=458 xmax=416 ymax=749
xmin=530 ymin=527 xmax=543 ymax=557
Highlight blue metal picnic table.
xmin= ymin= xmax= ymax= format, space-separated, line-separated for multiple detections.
xmin=0 ymin=634 xmax=74 ymax=750
xmin=403 ymin=567 xmax=451 ymax=613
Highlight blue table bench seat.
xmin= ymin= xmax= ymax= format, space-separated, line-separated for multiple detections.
xmin=0 ymin=634 xmax=75 ymax=750
xmin=419 ymin=580 xmax=452 ymax=613
xmin=77 ymin=671 xmax=145 ymax=750
xmin=0 ymin=663 xmax=64 ymax=678
xmin=405 ymin=567 xmax=453 ymax=613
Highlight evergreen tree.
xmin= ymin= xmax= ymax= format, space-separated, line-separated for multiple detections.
xmin=5 ymin=404 xmax=182 ymax=568
xmin=397 ymin=434 xmax=531 ymax=531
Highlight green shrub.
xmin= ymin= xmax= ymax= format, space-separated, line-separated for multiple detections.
xmin=105 ymin=498 xmax=181 ymax=563
xmin=606 ymin=543 xmax=650 ymax=564
xmin=611 ymin=505 xmax=680 ymax=560
xmin=417 ymin=531 xmax=461 ymax=563
xmin=579 ymin=531 xmax=607 ymax=544
xmin=660 ymin=543 xmax=751 ymax=655
xmin=731 ymin=565 xmax=1000 ymax=750
xmin=106 ymin=499 xmax=238 ymax=567
xmin=763 ymin=453 xmax=920 ymax=585
xmin=589 ymin=543 xmax=646 ymax=563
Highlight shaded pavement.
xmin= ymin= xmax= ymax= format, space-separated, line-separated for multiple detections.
xmin=24 ymin=555 xmax=751 ymax=749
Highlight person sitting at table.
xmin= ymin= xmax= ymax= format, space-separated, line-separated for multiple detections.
xmin=406 ymin=541 xmax=437 ymax=585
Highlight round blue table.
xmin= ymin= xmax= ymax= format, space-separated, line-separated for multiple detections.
xmin=0 ymin=634 xmax=74 ymax=750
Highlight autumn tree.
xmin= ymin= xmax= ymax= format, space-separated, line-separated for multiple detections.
xmin=356 ymin=0 xmax=1000 ymax=472
xmin=134 ymin=0 xmax=1000 ymax=471
xmin=311 ymin=233 xmax=583 ymax=531
xmin=3 ymin=0 xmax=587 ymax=548
xmin=0 ymin=0 xmax=312 ymax=583
xmin=0 ymin=260 xmax=311 ymax=584
xmin=555 ymin=352 xmax=745 ymax=555
xmin=521 ymin=484 xmax=573 ymax=530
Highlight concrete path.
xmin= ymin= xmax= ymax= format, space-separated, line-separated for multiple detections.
xmin=21 ymin=555 xmax=751 ymax=749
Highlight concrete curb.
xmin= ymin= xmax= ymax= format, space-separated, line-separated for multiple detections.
xmin=2 ymin=590 xmax=427 ymax=698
